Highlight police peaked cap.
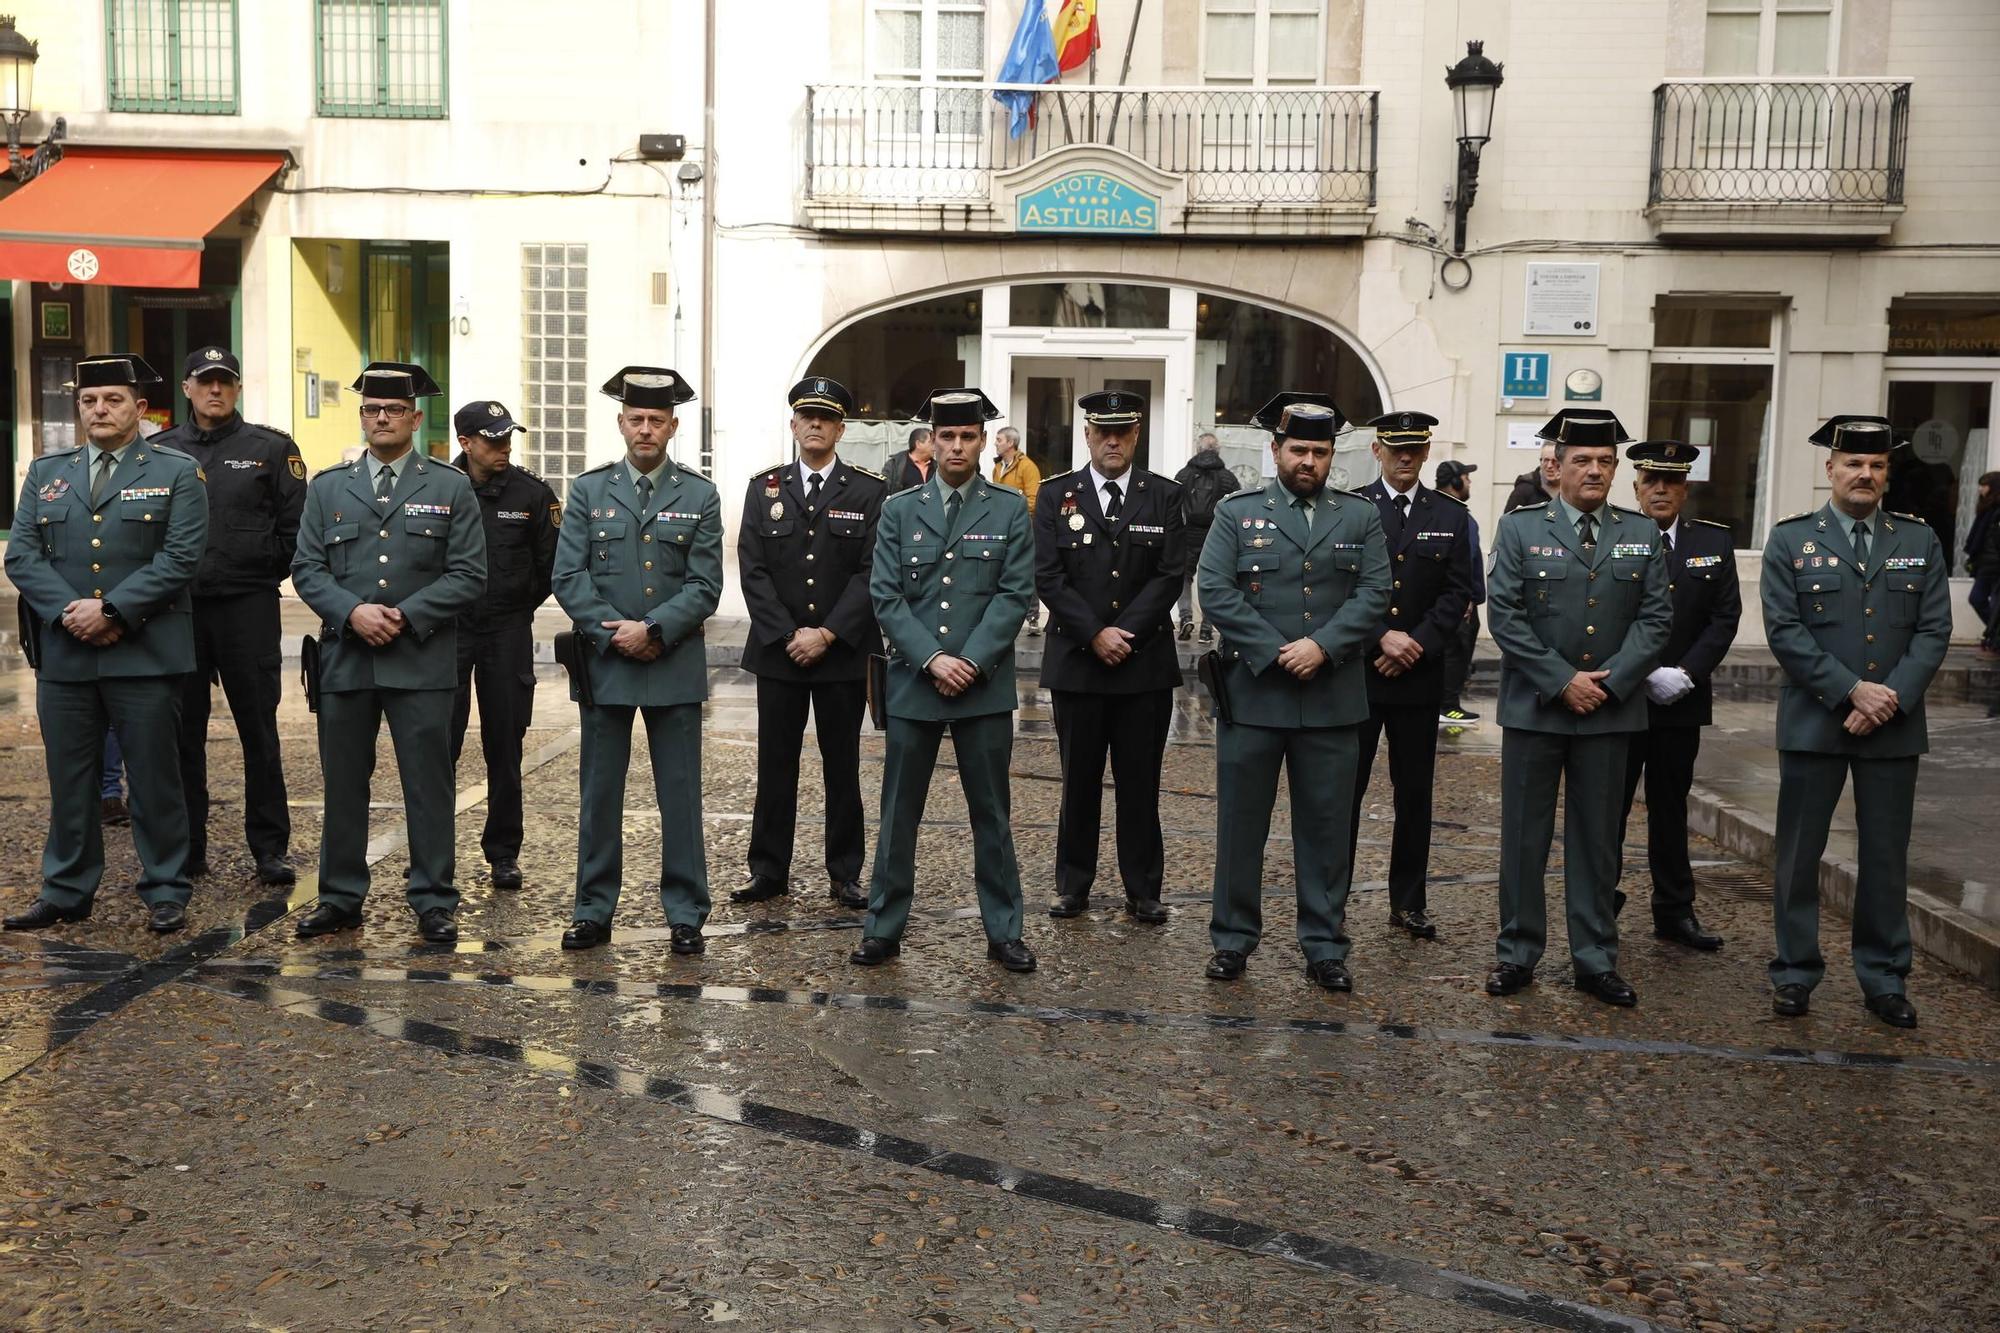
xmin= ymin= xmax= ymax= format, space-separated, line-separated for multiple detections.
xmin=183 ymin=346 xmax=241 ymax=380
xmin=913 ymin=387 xmax=1001 ymax=427
xmin=602 ymin=366 xmax=697 ymax=409
xmin=1079 ymin=388 xmax=1145 ymax=426
xmin=1807 ymin=414 xmax=1900 ymax=453
xmin=1626 ymin=439 xmax=1699 ymax=473
xmin=72 ymin=353 xmax=164 ymax=392
xmin=1535 ymin=408 xmax=1631 ymax=447
xmin=453 ymin=400 xmax=526 ymax=438
xmin=1367 ymin=410 xmax=1439 ymax=446
xmin=789 ymin=376 xmax=854 ymax=418
xmin=351 ymin=360 xmax=443 ymax=400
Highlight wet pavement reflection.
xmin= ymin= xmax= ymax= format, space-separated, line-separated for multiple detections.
xmin=0 ymin=663 xmax=1993 ymax=1330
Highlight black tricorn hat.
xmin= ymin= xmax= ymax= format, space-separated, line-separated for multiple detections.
xmin=1535 ymin=408 xmax=1631 ymax=447
xmin=350 ymin=360 xmax=443 ymax=400
xmin=72 ymin=353 xmax=163 ymax=392
xmin=1807 ymin=414 xmax=1899 ymax=453
xmin=1252 ymin=391 xmax=1345 ymax=439
xmin=602 ymin=366 xmax=697 ymax=409
xmin=789 ymin=375 xmax=854 ymax=418
xmin=913 ymin=387 xmax=1001 ymax=427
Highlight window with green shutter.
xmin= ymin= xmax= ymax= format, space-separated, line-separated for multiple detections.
xmin=106 ymin=0 xmax=240 ymax=115
xmin=315 ymin=0 xmax=448 ymax=119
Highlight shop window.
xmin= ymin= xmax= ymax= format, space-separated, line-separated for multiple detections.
xmin=1011 ymin=283 xmax=1170 ymax=329
xmin=1887 ymin=301 xmax=2000 ymax=358
xmin=317 ymin=0 xmax=447 ymax=119
xmin=107 ymin=0 xmax=239 ymax=114
xmin=1647 ymin=300 xmax=1780 ymax=544
xmin=521 ymin=244 xmax=589 ymax=496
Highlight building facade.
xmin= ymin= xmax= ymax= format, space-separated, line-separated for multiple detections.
xmin=4 ymin=0 xmax=1996 ymax=631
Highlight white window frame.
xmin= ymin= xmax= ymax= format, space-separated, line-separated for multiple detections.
xmin=867 ymin=0 xmax=987 ymax=151
xmin=1648 ymin=300 xmax=1785 ymax=547
xmin=1199 ymin=0 xmax=1326 ymax=87
xmin=1702 ymin=0 xmax=1842 ymax=78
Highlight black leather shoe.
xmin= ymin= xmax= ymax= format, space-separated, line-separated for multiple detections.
xmin=1124 ymin=896 xmax=1168 ymax=924
xmin=829 ymin=880 xmax=868 ymax=910
xmin=729 ymin=875 xmax=789 ymax=904
xmin=669 ymin=923 xmax=705 ymax=956
xmin=489 ymin=860 xmax=523 ymax=892
xmin=3 ymin=899 xmax=91 ymax=931
xmin=1048 ymin=892 xmax=1089 ymax=918
xmin=987 ymin=938 xmax=1037 ymax=972
xmin=1390 ymin=909 xmax=1437 ymax=940
xmin=187 ymin=857 xmax=211 ymax=879
xmin=1771 ymin=984 xmax=1811 ymax=1018
xmin=1612 ymin=889 xmax=1628 ymax=917
xmin=147 ymin=902 xmax=187 ymax=934
xmin=561 ymin=919 xmax=611 ymax=950
xmin=1485 ymin=962 xmax=1533 ymax=995
xmin=1198 ymin=623 xmax=1214 ymax=644
xmin=253 ymin=856 xmax=294 ymax=886
xmin=1865 ymin=992 xmax=1918 ymax=1029
xmin=849 ymin=935 xmax=901 ymax=966
xmin=100 ymin=796 xmax=130 ymax=827
xmin=295 ymin=903 xmax=362 ymax=938
xmin=1575 ymin=969 xmax=1638 ymax=1007
xmin=1205 ymin=949 xmax=1246 ymax=981
xmin=417 ymin=907 xmax=458 ymax=944
xmin=1654 ymin=915 xmax=1722 ymax=951
xmin=1177 ymin=621 xmax=1193 ymax=641
xmin=1306 ymin=958 xmax=1352 ymax=992
xmin=1025 ymin=620 xmax=1042 ymax=637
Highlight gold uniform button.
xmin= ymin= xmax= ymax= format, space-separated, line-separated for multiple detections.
xmin=1866 ymin=633 xmax=1876 ymax=643
xmin=642 ymin=534 xmax=653 ymax=543
xmin=945 ymin=552 xmax=955 ymax=560
xmin=1111 ymin=600 xmax=1121 ymax=610
xmin=597 ymin=529 xmax=607 ymax=537
xmin=1588 ymin=571 xmax=1598 ymax=582
xmin=643 ymin=560 xmax=654 ymax=570
xmin=1304 ymin=561 xmax=1314 ymax=572
xmin=1390 ymin=606 xmax=1399 ymax=616
xmin=806 ymin=553 xmax=815 ymax=562
xmin=1586 ymin=597 xmax=1597 ymax=608
xmin=1112 ymin=570 xmax=1121 ymax=578
xmin=1863 ymin=607 xmax=1874 ymax=617
xmin=378 ymin=578 xmax=389 ymax=588
xmin=1814 ymin=603 xmax=1824 ymax=613
xmin=1811 ymin=583 xmax=1821 ymax=592
xmin=807 ymin=603 xmax=815 ymax=612
xmin=91 ymin=538 xmax=102 ymax=548
xmin=91 ymin=563 xmax=101 ymax=573
xmin=1536 ymin=570 xmax=1546 ymax=579
xmin=941 ymin=576 xmax=952 ymax=586
xmin=1396 ymin=554 xmax=1405 ymax=563
xmin=805 ymin=577 xmax=814 ymax=586
xmin=92 ymin=514 xmax=103 ymax=523
xmin=910 ymin=555 xmax=920 ymax=564
xmin=1581 ymin=652 xmax=1594 ymax=663
xmin=1303 ymin=611 xmax=1314 ymax=620
xmin=93 ymin=588 xmax=104 ymax=597
xmin=1867 ymin=661 xmax=1878 ymax=671
xmin=379 ymin=554 xmax=390 ymax=563
xmin=940 ymin=601 xmax=951 ymax=610
xmin=143 ymin=513 xmax=153 ymax=521
xmin=1393 ymin=580 xmax=1402 ymax=590
xmin=380 ymin=530 xmax=390 ymax=538
xmin=1586 ymin=625 xmax=1596 ymax=635
xmin=645 ymin=587 xmax=655 ymax=596
xmin=939 ymin=625 xmax=950 ymax=634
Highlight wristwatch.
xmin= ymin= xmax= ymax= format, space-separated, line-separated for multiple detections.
xmin=642 ymin=616 xmax=663 ymax=642
xmin=100 ymin=601 xmax=122 ymax=623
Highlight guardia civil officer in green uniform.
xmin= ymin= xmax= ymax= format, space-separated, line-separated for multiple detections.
xmin=4 ymin=354 xmax=207 ymax=935
xmin=1614 ymin=440 xmax=1741 ymax=951
xmin=1762 ymin=415 xmax=1952 ymax=1029
xmin=291 ymin=361 xmax=487 ymax=943
xmin=850 ymin=388 xmax=1038 ymax=973
xmin=152 ymin=346 xmax=306 ymax=885
xmin=1196 ymin=393 xmax=1391 ymax=992
xmin=1484 ymin=409 xmax=1671 ymax=1007
xmin=552 ymin=367 xmax=723 ymax=954
xmin=735 ymin=376 xmax=885 ymax=911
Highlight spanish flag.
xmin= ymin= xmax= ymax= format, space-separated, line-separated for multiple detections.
xmin=1053 ymin=0 xmax=1099 ymax=73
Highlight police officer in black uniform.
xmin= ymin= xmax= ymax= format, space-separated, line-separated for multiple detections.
xmin=1348 ymin=411 xmax=1476 ymax=939
xmin=1035 ymin=389 xmax=1185 ymax=922
xmin=448 ymin=399 xmax=560 ymax=892
xmin=734 ymin=376 xmax=885 ymax=910
xmin=1615 ymin=439 xmax=1741 ymax=951
xmin=152 ymin=346 xmax=305 ymax=884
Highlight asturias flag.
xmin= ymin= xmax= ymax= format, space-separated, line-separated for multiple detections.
xmin=1054 ymin=0 xmax=1099 ymax=72
xmin=995 ymin=0 xmax=1060 ymax=138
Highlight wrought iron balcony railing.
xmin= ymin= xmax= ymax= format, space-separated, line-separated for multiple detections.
xmin=1649 ymin=78 xmax=1910 ymax=207
xmin=805 ymin=82 xmax=1377 ymax=209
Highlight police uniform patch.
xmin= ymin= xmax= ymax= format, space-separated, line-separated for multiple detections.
xmin=549 ymin=501 xmax=562 ymax=527
xmin=288 ymin=455 xmax=306 ymax=480
xmin=37 ymin=478 xmax=69 ymax=503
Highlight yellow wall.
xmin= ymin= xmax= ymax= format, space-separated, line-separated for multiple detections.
xmin=288 ymin=240 xmax=364 ymax=470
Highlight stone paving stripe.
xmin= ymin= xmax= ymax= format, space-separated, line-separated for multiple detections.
xmin=191 ymin=973 xmax=1662 ymax=1333
xmin=192 ymin=960 xmax=2000 ymax=1081
xmin=0 ymin=726 xmax=586 ymax=1084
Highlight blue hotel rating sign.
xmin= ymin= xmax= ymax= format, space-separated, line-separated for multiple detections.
xmin=1502 ymin=352 xmax=1550 ymax=400
xmin=1017 ymin=172 xmax=1161 ymax=235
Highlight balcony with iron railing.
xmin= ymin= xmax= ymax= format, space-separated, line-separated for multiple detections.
xmin=1646 ymin=78 xmax=1911 ymax=238
xmin=804 ymin=82 xmax=1378 ymax=237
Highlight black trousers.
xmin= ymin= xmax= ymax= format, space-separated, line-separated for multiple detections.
xmin=1438 ymin=606 xmax=1479 ymax=711
xmin=177 ymin=589 xmax=290 ymax=863
xmin=449 ymin=620 xmax=536 ymax=864
xmin=1051 ymin=687 xmax=1173 ymax=900
xmin=1617 ymin=724 xmax=1702 ymax=920
xmin=1350 ymin=702 xmax=1440 ymax=915
xmin=748 ymin=674 xmax=868 ymax=884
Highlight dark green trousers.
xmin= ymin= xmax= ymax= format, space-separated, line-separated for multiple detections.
xmin=573 ymin=703 xmax=710 ymax=929
xmin=1496 ymin=728 xmax=1629 ymax=975
xmin=863 ymin=711 xmax=1024 ymax=944
xmin=38 ymin=676 xmax=192 ymax=909
xmin=317 ymin=688 xmax=458 ymax=915
xmin=1208 ymin=720 xmax=1359 ymax=965
xmin=1771 ymin=750 xmax=1916 ymax=998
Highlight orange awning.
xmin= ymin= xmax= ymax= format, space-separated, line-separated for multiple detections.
xmin=0 ymin=147 xmax=289 ymax=289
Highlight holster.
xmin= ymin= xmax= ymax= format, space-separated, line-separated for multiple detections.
xmin=300 ymin=634 xmax=322 ymax=714
xmin=15 ymin=597 xmax=41 ymax=671
xmin=1197 ymin=648 xmax=1233 ymax=724
xmin=554 ymin=629 xmax=594 ymax=706
xmin=866 ymin=653 xmax=889 ymax=730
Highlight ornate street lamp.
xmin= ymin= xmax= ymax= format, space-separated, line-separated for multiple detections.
xmin=1445 ymin=39 xmax=1504 ymax=255
xmin=0 ymin=14 xmax=38 ymax=180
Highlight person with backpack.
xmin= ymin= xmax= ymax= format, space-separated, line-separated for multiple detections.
xmin=1173 ymin=431 xmax=1239 ymax=641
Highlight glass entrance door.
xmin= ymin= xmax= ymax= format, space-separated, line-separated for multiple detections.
xmin=1885 ymin=374 xmax=1997 ymax=573
xmin=1010 ymin=356 xmax=1167 ymax=476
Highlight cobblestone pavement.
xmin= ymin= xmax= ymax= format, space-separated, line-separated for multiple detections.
xmin=0 ymin=661 xmax=1995 ymax=1331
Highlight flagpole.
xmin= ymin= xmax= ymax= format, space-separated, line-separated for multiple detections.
xmin=1106 ymin=0 xmax=1145 ymax=149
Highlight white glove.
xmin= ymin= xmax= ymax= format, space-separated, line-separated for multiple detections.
xmin=1644 ymin=666 xmax=1695 ymax=705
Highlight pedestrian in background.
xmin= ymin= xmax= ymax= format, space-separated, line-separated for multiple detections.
xmin=1506 ymin=441 xmax=1558 ymax=512
xmin=1433 ymin=460 xmax=1483 ymax=723
xmin=882 ymin=426 xmax=934 ymax=492
xmin=1173 ymin=430 xmax=1238 ymax=641
xmin=1966 ymin=471 xmax=1999 ymax=621
xmin=992 ymin=425 xmax=1043 ymax=634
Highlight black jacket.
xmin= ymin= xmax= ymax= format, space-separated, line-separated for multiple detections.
xmin=1034 ymin=467 xmax=1185 ymax=693
xmin=451 ymin=454 xmax=559 ymax=629
xmin=1171 ymin=449 xmax=1240 ymax=529
xmin=150 ymin=413 xmax=306 ymax=598
xmin=880 ymin=449 xmax=930 ymax=493
xmin=1505 ymin=469 xmax=1550 ymax=513
xmin=1650 ymin=518 xmax=1742 ymax=728
xmin=1355 ymin=480 xmax=1476 ymax=706
xmin=1967 ymin=506 xmax=2000 ymax=582
xmin=736 ymin=459 xmax=886 ymax=683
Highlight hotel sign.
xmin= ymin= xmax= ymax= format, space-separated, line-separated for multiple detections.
xmin=1017 ymin=171 xmax=1160 ymax=235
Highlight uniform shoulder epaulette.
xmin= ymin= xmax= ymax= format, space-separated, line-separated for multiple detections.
xmin=1218 ymin=488 xmax=1262 ymax=507
xmin=847 ymin=464 xmax=885 ymax=481
xmin=246 ymin=420 xmax=295 ymax=443
xmin=1340 ymin=486 xmax=1374 ymax=501
xmin=422 ymin=457 xmax=465 ymax=476
xmin=755 ymin=462 xmax=791 ymax=481
xmin=886 ymin=482 xmax=927 ymax=501
xmin=310 ymin=463 xmax=348 ymax=481
xmin=1886 ymin=509 xmax=1928 ymax=526
xmin=1431 ymin=489 xmax=1468 ymax=508
xmin=1610 ymin=502 xmax=1646 ymax=517
xmin=148 ymin=442 xmax=195 ymax=462
xmin=28 ymin=447 xmax=79 ymax=469
xmin=673 ymin=462 xmax=712 ymax=484
xmin=1039 ymin=468 xmax=1080 ymax=488
xmin=1773 ymin=510 xmax=1813 ymax=525
xmin=1687 ymin=518 xmax=1731 ymax=530
xmin=1501 ymin=500 xmax=1549 ymax=517
xmin=984 ymin=479 xmax=1022 ymax=497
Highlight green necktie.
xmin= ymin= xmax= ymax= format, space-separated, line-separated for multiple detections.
xmin=1578 ymin=512 xmax=1597 ymax=550
xmin=1852 ymin=519 xmax=1870 ymax=570
xmin=91 ymin=450 xmax=116 ymax=506
xmin=637 ymin=474 xmax=654 ymax=512
xmin=375 ymin=462 xmax=395 ymax=501
xmin=944 ymin=489 xmax=965 ymax=543
xmin=1294 ymin=494 xmax=1312 ymax=532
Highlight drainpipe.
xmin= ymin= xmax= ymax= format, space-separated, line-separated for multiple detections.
xmin=700 ymin=0 xmax=717 ymax=472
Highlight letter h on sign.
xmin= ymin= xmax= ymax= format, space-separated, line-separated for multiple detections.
xmin=1502 ymin=352 xmax=1550 ymax=400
